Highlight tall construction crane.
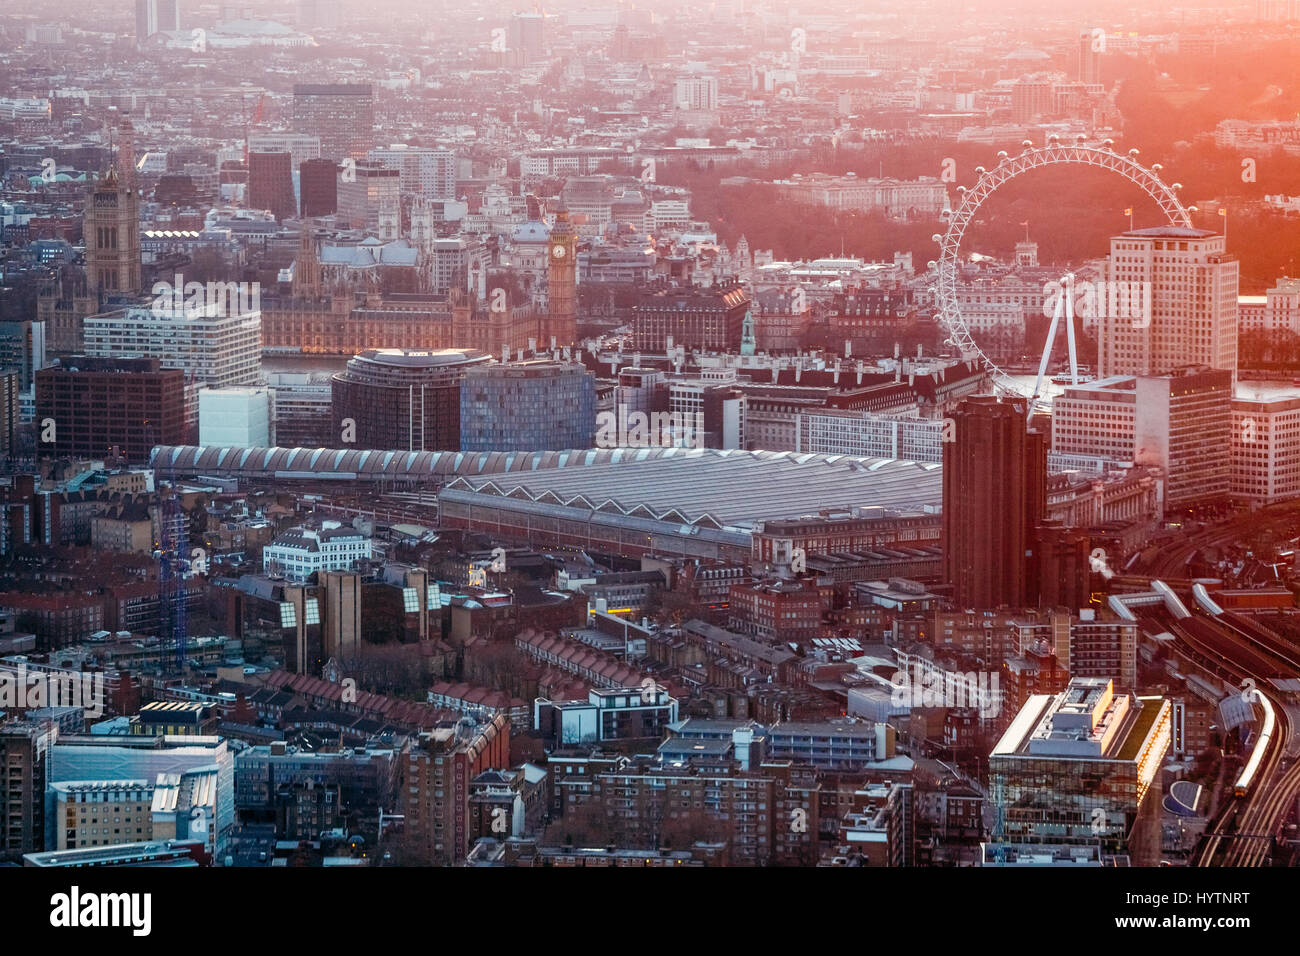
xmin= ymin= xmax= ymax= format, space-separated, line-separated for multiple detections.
xmin=156 ymin=453 xmax=188 ymax=674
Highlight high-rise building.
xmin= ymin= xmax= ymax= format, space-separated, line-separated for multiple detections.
xmin=298 ymin=159 xmax=338 ymax=217
xmin=667 ymin=374 xmax=746 ymax=449
xmin=0 ymin=371 xmax=18 ymax=459
xmin=0 ymin=719 xmax=55 ymax=862
xmin=83 ymin=299 xmax=262 ymax=389
xmin=1076 ymin=30 xmax=1103 ymax=84
xmin=1011 ymin=608 xmax=1139 ymax=692
xmin=267 ymin=371 xmax=333 ymax=447
xmin=403 ymin=713 xmax=510 ymax=865
xmin=230 ymin=576 xmax=321 ymax=674
xmin=318 ymin=569 xmax=362 ymax=663
xmin=460 ymin=360 xmax=595 ymax=451
xmin=1134 ymin=368 xmax=1233 ymax=510
xmin=0 ymin=320 xmax=47 ymax=390
xmin=1057 ymin=370 xmax=1235 ymax=510
xmin=367 ymin=145 xmax=456 ymax=201
xmin=943 ymin=395 xmax=1046 ymax=609
xmin=35 ymin=357 xmax=190 ymax=463
xmin=247 ymin=151 xmax=297 ymax=221
xmin=675 ymin=74 xmax=719 ymax=110
xmin=1010 ymin=75 xmax=1054 ymax=123
xmin=509 ymin=11 xmax=545 ymax=59
xmin=1232 ymin=388 xmax=1300 ymax=505
xmin=1098 ymin=227 xmax=1238 ymax=380
xmin=1050 ymin=376 xmax=1139 ymax=464
xmin=432 ymin=236 xmax=489 ymax=297
xmin=546 ymin=206 xmax=578 ymax=347
xmin=989 ymin=678 xmax=1171 ymax=865
xmin=297 ymin=0 xmax=342 ymax=29
xmin=135 ymin=0 xmax=180 ymax=43
xmin=331 ymin=348 xmax=493 ymax=451
xmin=291 ymin=84 xmax=374 ymax=161
xmin=336 ymin=160 xmax=400 ymax=234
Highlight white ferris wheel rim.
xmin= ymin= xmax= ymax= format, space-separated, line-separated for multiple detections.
xmin=931 ymin=141 xmax=1192 ymax=399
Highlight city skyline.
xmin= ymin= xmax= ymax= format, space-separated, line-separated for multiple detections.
xmin=0 ymin=0 xmax=1296 ymax=920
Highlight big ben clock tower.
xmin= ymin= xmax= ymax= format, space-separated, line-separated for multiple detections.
xmin=546 ymin=205 xmax=577 ymax=348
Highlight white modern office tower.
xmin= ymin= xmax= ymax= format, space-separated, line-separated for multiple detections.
xmin=674 ymin=74 xmax=719 ymax=110
xmin=1098 ymin=227 xmax=1238 ymax=380
xmin=1050 ymin=367 xmax=1233 ymax=509
xmin=1232 ymin=387 xmax=1300 ymax=505
xmin=367 ymin=145 xmax=456 ymax=201
xmin=83 ymin=298 xmax=262 ymax=389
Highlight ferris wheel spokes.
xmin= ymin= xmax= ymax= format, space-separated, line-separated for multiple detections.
xmin=1031 ymin=273 xmax=1080 ymax=403
xmin=932 ymin=141 xmax=1191 ymax=402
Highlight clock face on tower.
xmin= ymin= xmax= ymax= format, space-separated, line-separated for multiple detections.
xmin=551 ymin=244 xmax=566 ymax=259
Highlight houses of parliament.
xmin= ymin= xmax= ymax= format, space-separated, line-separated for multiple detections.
xmin=38 ymin=114 xmax=581 ymax=361
xmin=262 ymin=206 xmax=578 ymax=358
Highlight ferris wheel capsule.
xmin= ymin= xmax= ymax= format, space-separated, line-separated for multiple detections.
xmin=1076 ymin=134 xmax=1087 ymax=143
xmin=997 ymin=150 xmax=1008 ymax=160
xmin=1187 ymin=205 xmax=1198 ymax=213
xmin=1172 ymin=182 xmax=1182 ymax=190
xmin=1103 ymin=138 xmax=1115 ymax=148
xmin=1128 ymin=148 xmax=1140 ymax=158
xmin=1021 ymin=139 xmax=1034 ymax=148
xmin=931 ymin=234 xmax=943 ymax=243
xmin=974 ymin=166 xmax=985 ymax=175
xmin=956 ymin=185 xmax=967 ymax=193
xmin=927 ymin=260 xmax=937 ymax=270
xmin=1152 ymin=163 xmax=1162 ymax=172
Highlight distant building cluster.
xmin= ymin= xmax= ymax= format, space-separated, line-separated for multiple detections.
xmin=0 ymin=0 xmax=1296 ymax=875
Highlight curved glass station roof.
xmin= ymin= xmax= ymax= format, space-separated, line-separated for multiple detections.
xmin=152 ymin=444 xmax=943 ymax=531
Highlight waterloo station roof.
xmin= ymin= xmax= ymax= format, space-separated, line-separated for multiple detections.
xmin=152 ymin=445 xmax=942 ymax=533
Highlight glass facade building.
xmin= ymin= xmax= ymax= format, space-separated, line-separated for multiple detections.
xmin=989 ymin=678 xmax=1172 ymax=865
xmin=331 ymin=348 xmax=492 ymax=452
xmin=460 ymin=360 xmax=595 ymax=452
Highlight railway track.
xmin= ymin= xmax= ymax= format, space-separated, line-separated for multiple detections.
xmin=1152 ymin=600 xmax=1300 ymax=865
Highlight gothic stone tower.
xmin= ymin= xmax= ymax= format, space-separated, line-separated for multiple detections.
xmin=85 ymin=114 xmax=141 ymax=296
xmin=546 ymin=205 xmax=577 ymax=348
